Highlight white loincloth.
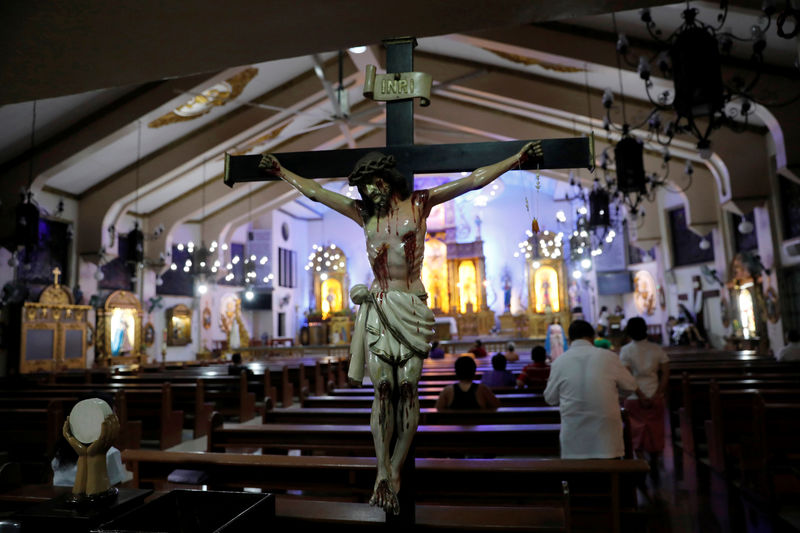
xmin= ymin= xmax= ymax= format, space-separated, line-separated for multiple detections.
xmin=348 ymin=284 xmax=435 ymax=383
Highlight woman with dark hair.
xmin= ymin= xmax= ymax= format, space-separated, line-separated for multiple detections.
xmin=620 ymin=317 xmax=670 ymax=478
xmin=435 ymin=356 xmax=500 ymax=410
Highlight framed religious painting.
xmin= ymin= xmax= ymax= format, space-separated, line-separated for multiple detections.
xmin=143 ymin=322 xmax=156 ymax=347
xmin=202 ymin=305 xmax=212 ymax=330
xmin=166 ymin=304 xmax=192 ymax=346
xmin=764 ymin=287 xmax=780 ymax=323
xmin=96 ymin=290 xmax=144 ymax=366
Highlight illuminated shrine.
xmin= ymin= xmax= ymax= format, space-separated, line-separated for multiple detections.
xmin=522 ymin=230 xmax=571 ymax=337
xmin=419 ymin=213 xmax=494 ymax=337
xmin=305 ymin=243 xmax=351 ymax=344
xmin=421 ymin=235 xmax=448 ymax=313
xmin=725 ymin=253 xmax=768 ymax=352
xmin=306 ymin=243 xmax=349 ymax=320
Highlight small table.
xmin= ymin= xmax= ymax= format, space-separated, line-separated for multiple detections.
xmin=13 ymin=487 xmax=152 ymax=533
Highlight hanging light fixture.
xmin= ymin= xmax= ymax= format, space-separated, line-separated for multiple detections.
xmin=15 ymin=101 xmax=40 ymax=265
xmin=616 ymin=3 xmax=796 ymax=155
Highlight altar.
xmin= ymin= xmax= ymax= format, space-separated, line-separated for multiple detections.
xmin=524 ymin=231 xmax=570 ymax=338
xmin=420 ymin=233 xmax=495 ymax=338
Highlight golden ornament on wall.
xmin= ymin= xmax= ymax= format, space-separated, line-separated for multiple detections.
xmin=148 ymin=68 xmax=258 ymax=128
xmin=483 ymin=48 xmax=584 ymax=73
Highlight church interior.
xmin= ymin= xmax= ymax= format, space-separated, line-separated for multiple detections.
xmin=1 ymin=1 xmax=800 ymax=531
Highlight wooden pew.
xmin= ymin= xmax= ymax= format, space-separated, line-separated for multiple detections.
xmin=1 ymin=383 xmax=181 ymax=450
xmin=328 ymin=386 xmax=521 ymax=396
xmin=207 ymin=413 xmax=561 ymax=456
xmin=263 ymin=406 xmax=561 ymax=425
xmin=121 ymin=449 xmax=648 ymax=532
xmin=124 ymin=383 xmax=184 ymax=450
xmin=677 ymin=375 xmax=800 ymax=457
xmin=303 ymin=393 xmax=547 ymax=409
xmin=747 ymin=397 xmax=800 ymax=506
xmin=0 ymin=390 xmax=140 ymax=450
xmin=706 ymin=385 xmax=800 ymax=477
xmin=0 ymin=403 xmax=63 ymax=465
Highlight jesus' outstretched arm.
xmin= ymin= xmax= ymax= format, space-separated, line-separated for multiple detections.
xmin=259 ymin=154 xmax=362 ymax=224
xmin=427 ymin=141 xmax=543 ymax=207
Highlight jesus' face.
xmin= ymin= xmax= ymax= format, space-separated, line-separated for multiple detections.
xmin=360 ymin=176 xmax=392 ymax=209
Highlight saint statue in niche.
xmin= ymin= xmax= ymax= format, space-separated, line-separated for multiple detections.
xmin=260 ymin=140 xmax=542 ymax=514
xmin=633 ymin=270 xmax=657 ymax=316
xmin=501 ymin=270 xmax=512 ymax=313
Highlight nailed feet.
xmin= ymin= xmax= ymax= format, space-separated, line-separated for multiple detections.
xmin=369 ymin=478 xmax=399 ymax=515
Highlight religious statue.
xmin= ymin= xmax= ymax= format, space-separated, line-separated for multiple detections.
xmin=220 ymin=294 xmax=250 ymax=348
xmin=545 ymin=317 xmax=568 ymax=360
xmin=633 ymin=270 xmax=656 ymax=316
xmin=260 ymin=140 xmax=542 ymax=514
xmin=501 ymin=270 xmax=512 ymax=314
xmin=62 ymin=400 xmax=120 ymax=503
xmin=540 ymin=278 xmax=552 ymax=312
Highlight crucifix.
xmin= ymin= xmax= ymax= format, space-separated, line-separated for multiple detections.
xmin=224 ymin=37 xmax=593 ymax=519
xmin=52 ymin=267 xmax=62 ymax=286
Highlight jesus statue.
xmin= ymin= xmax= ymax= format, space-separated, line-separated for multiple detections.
xmin=259 ymin=140 xmax=542 ymax=513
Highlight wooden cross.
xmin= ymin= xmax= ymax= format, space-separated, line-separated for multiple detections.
xmin=224 ymin=37 xmax=593 ymax=191
xmin=52 ymin=267 xmax=61 ymax=286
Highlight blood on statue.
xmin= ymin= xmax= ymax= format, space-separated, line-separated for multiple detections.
xmin=223 ymin=37 xmax=591 ymax=516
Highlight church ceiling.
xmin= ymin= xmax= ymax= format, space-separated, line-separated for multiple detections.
xmin=0 ymin=1 xmax=792 ymax=256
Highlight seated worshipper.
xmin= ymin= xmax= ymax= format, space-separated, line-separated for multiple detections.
xmin=481 ymin=353 xmax=516 ymax=388
xmin=594 ymin=326 xmax=612 ymax=349
xmin=228 ymin=352 xmax=253 ymax=376
xmin=505 ymin=342 xmax=520 ymax=362
xmin=544 ymin=320 xmax=642 ymax=459
xmin=777 ymin=328 xmax=800 ymax=361
xmin=469 ymin=339 xmax=488 ymax=358
xmin=620 ymin=317 xmax=670 ymax=477
xmin=517 ymin=346 xmax=551 ymax=390
xmin=436 ymin=356 xmax=500 ymax=410
xmin=429 ymin=341 xmax=446 ymax=360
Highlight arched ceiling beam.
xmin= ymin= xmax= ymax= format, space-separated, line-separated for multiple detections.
xmin=456 ymin=26 xmax=782 ymax=203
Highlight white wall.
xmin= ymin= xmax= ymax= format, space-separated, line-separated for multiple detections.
xmin=271 ymin=210 xmax=310 ymax=339
xmin=659 ymin=190 xmax=728 ymax=348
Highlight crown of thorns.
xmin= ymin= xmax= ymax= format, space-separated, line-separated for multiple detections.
xmin=348 ymin=152 xmax=404 ymax=186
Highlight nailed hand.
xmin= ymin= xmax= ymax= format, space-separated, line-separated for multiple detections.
xmin=520 ymin=140 xmax=544 ymax=164
xmin=258 ymin=154 xmax=282 ymax=176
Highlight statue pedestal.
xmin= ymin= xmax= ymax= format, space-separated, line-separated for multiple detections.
xmin=14 ymin=488 xmax=152 ymax=533
xmin=477 ymin=310 xmax=495 ymax=336
xmin=498 ymin=313 xmax=516 ymax=335
xmin=308 ymin=323 xmax=328 ymax=346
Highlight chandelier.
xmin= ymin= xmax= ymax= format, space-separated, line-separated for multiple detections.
xmin=614 ymin=3 xmax=796 ymax=155
xmin=167 ymin=240 xmax=270 ymax=294
xmin=164 ymin=164 xmax=270 ymax=294
xmin=304 ymin=243 xmax=347 ymax=273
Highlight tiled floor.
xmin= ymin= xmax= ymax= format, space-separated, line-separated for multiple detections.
xmin=637 ymin=436 xmax=798 ymax=532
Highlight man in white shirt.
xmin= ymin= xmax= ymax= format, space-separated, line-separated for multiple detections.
xmin=776 ymin=329 xmax=800 ymax=362
xmin=544 ymin=320 xmax=641 ymax=459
